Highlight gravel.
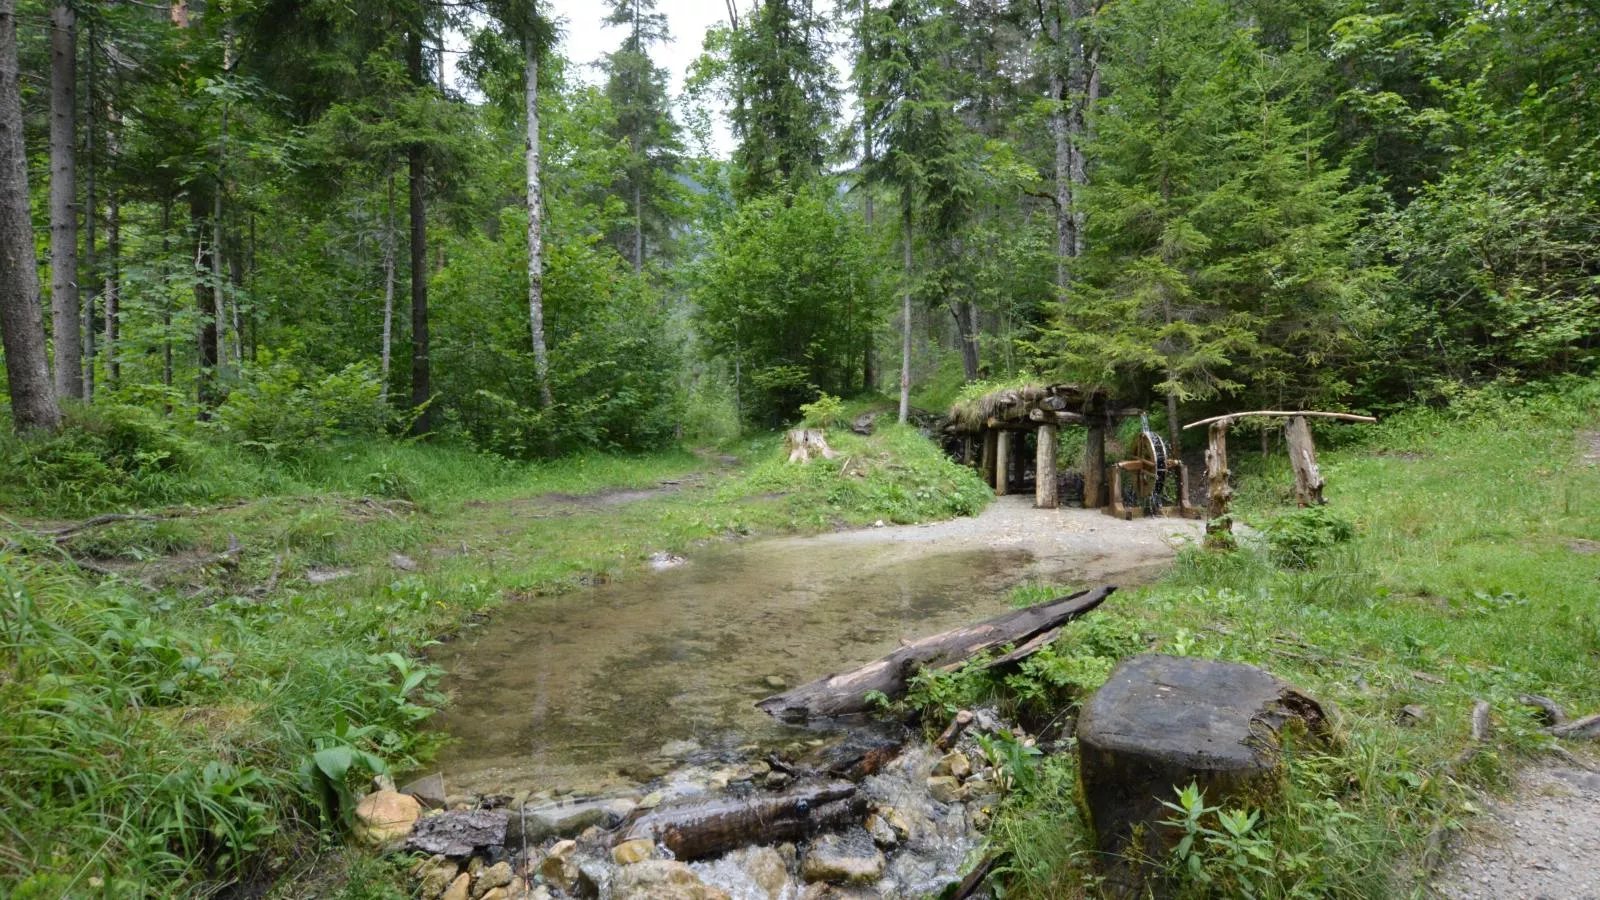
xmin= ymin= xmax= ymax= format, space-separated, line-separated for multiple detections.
xmin=1433 ymin=760 xmax=1600 ymax=899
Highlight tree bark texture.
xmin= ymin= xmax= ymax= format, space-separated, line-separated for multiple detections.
xmin=0 ymin=0 xmax=63 ymax=431
xmin=1204 ymin=422 xmax=1233 ymax=548
xmin=1036 ymin=423 xmax=1059 ymax=509
xmin=81 ymin=23 xmax=95 ymax=401
xmin=1083 ymin=415 xmax=1105 ymax=508
xmin=981 ymin=428 xmax=997 ymax=488
xmin=525 ymin=27 xmax=552 ymax=409
xmin=898 ymin=195 xmax=912 ymax=424
xmin=617 ymin=782 xmax=864 ymax=862
xmin=105 ymin=186 xmax=119 ymax=388
xmin=48 ymin=0 xmax=81 ymax=399
xmin=757 ymin=586 xmax=1114 ymax=722
xmin=408 ymin=30 xmax=431 ymax=434
xmin=995 ymin=430 xmax=1011 ymax=496
xmin=380 ymin=170 xmax=395 ymax=404
xmin=190 ymin=187 xmax=218 ymax=414
xmin=1285 ymin=415 xmax=1325 ymax=506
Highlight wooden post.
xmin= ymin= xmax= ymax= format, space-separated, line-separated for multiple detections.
xmin=1036 ymin=424 xmax=1059 ymax=509
xmin=1084 ymin=419 xmax=1106 ymax=508
xmin=1285 ymin=416 xmax=1325 ymax=506
xmin=961 ymin=436 xmax=974 ymax=466
xmin=1204 ymin=422 xmax=1234 ymax=549
xmin=981 ymin=430 xmax=998 ymax=488
xmin=995 ymin=431 xmax=1012 ymax=496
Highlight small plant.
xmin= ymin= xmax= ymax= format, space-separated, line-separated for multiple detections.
xmin=1162 ymin=783 xmax=1274 ymax=896
xmin=798 ymin=391 xmax=846 ymax=429
xmin=1259 ymin=506 xmax=1355 ymax=568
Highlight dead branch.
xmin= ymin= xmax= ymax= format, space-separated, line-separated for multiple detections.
xmin=1549 ymin=713 xmax=1600 ymax=740
xmin=1517 ymin=694 xmax=1567 ymax=727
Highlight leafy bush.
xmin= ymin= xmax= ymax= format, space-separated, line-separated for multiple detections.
xmin=1259 ymin=506 xmax=1355 ymax=568
xmin=798 ymin=392 xmax=846 ymax=428
xmin=215 ymin=359 xmax=391 ymax=454
xmin=0 ymin=403 xmax=210 ymax=513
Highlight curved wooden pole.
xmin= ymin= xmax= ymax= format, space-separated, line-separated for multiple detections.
xmin=1182 ymin=410 xmax=1377 ymax=431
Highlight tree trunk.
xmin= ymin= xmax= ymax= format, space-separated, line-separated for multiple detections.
xmin=617 ymin=782 xmax=865 ymax=862
xmin=949 ymin=298 xmax=979 ymax=382
xmin=105 ymin=186 xmax=119 ymax=389
xmin=380 ymin=169 xmax=395 ymax=404
xmin=757 ymin=586 xmax=1114 ymax=722
xmin=632 ymin=180 xmax=643 ymax=275
xmin=1083 ymin=413 xmax=1105 ymax=508
xmin=1065 ymin=0 xmax=1094 ymax=258
xmin=408 ymin=30 xmax=431 ymax=434
xmin=1285 ymin=415 xmax=1325 ymax=507
xmin=1204 ymin=422 xmax=1233 ymax=548
xmin=995 ymin=430 xmax=1011 ymax=496
xmin=1165 ymin=384 xmax=1180 ymax=461
xmin=1 ymin=0 xmax=61 ymax=431
xmin=81 ymin=22 xmax=95 ymax=401
xmin=897 ymin=194 xmax=912 ymax=424
xmin=160 ymin=195 xmax=172 ymax=413
xmin=1047 ymin=4 xmax=1072 ymax=291
xmin=191 ymin=187 xmax=218 ymax=415
xmin=981 ymin=428 xmax=997 ymax=488
xmin=1036 ymin=423 xmax=1059 ymax=509
xmin=525 ymin=27 xmax=552 ymax=409
xmin=48 ymin=0 xmax=81 ymax=400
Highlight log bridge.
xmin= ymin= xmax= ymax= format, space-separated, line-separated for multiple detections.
xmin=944 ymin=383 xmax=1142 ymax=510
xmin=1182 ymin=410 xmax=1377 ymax=548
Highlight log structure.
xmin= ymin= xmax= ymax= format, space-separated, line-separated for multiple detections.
xmin=944 ymin=383 xmax=1141 ymax=509
xmin=1182 ymin=410 xmax=1376 ymax=543
xmin=616 ymin=781 xmax=864 ymax=861
xmin=757 ymin=585 xmax=1114 ymax=722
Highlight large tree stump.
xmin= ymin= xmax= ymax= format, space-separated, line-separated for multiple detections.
xmin=1204 ymin=422 xmax=1234 ymax=549
xmin=1084 ymin=419 xmax=1106 ymax=508
xmin=995 ymin=431 xmax=1012 ymax=496
xmin=786 ymin=428 xmax=838 ymax=464
xmin=1036 ymin=424 xmax=1059 ymax=509
xmin=1077 ymin=655 xmax=1328 ymax=874
xmin=1284 ymin=415 xmax=1325 ymax=506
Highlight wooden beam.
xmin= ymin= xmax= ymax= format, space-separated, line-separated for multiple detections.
xmin=1084 ymin=419 xmax=1106 ymax=508
xmin=1285 ymin=415 xmax=1326 ymax=506
xmin=1036 ymin=424 xmax=1059 ymax=509
xmin=981 ymin=430 xmax=997 ymax=488
xmin=1028 ymin=408 xmax=1085 ymax=425
xmin=995 ymin=431 xmax=1012 ymax=496
xmin=1183 ymin=410 xmax=1376 ymax=431
xmin=1204 ymin=422 xmax=1234 ymax=549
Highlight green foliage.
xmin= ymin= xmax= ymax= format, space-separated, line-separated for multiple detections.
xmin=1162 ymin=784 xmax=1275 ymax=897
xmin=798 ymin=392 xmax=845 ymax=428
xmin=214 ymin=359 xmax=391 ymax=454
xmin=693 ymin=192 xmax=887 ymax=425
xmin=1258 ymin=506 xmax=1356 ymax=569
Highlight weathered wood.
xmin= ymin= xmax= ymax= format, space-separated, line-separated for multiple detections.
xmin=935 ymin=710 xmax=975 ymax=751
xmin=960 ymin=435 xmax=973 ymax=465
xmin=1550 ymin=712 xmax=1600 ymax=740
xmin=1518 ymin=694 xmax=1568 ymax=727
xmin=616 ymin=781 xmax=864 ymax=861
xmin=1027 ymin=408 xmax=1085 ymax=425
xmin=1204 ymin=422 xmax=1234 ymax=548
xmin=981 ymin=430 xmax=998 ymax=488
xmin=1284 ymin=416 xmax=1325 ymax=506
xmin=1084 ymin=419 xmax=1106 ymax=508
xmin=1036 ymin=424 xmax=1059 ymax=509
xmin=1183 ymin=410 xmax=1378 ymax=431
xmin=756 ymin=586 xmax=1114 ymax=722
xmin=995 ymin=431 xmax=1012 ymax=496
xmin=785 ymin=428 xmax=838 ymax=464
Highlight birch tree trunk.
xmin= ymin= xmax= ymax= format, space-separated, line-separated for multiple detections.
xmin=380 ymin=170 xmax=395 ymax=404
xmin=48 ymin=0 xmax=82 ymax=399
xmin=0 ymin=0 xmax=62 ymax=432
xmin=525 ymin=24 xmax=552 ymax=409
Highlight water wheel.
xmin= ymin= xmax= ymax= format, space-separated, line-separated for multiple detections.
xmin=1121 ymin=429 xmax=1169 ymax=514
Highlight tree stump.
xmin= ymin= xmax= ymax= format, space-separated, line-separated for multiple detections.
xmin=1204 ymin=422 xmax=1234 ymax=549
xmin=1285 ymin=415 xmax=1325 ymax=506
xmin=785 ymin=428 xmax=838 ymax=464
xmin=1076 ymin=655 xmax=1328 ymax=876
xmin=1036 ymin=424 xmax=1059 ymax=509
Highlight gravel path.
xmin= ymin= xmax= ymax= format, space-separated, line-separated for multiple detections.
xmin=1433 ymin=760 xmax=1600 ymax=899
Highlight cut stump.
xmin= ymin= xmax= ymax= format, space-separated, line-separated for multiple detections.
xmin=1076 ymin=655 xmax=1328 ymax=873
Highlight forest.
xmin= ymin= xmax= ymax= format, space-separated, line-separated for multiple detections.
xmin=0 ymin=0 xmax=1597 ymax=897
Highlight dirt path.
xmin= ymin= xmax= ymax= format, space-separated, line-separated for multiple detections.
xmin=1433 ymin=759 xmax=1600 ymax=899
xmin=799 ymin=494 xmax=1204 ymax=585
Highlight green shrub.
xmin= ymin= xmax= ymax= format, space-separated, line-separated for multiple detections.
xmin=0 ymin=403 xmax=208 ymax=513
xmin=798 ymin=392 xmax=846 ymax=429
xmin=1259 ymin=506 xmax=1356 ymax=568
xmin=215 ymin=359 xmax=390 ymax=454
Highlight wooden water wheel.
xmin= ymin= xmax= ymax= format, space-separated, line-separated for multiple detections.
xmin=1106 ymin=425 xmax=1198 ymax=520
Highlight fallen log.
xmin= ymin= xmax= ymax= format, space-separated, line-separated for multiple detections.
xmin=1549 ymin=712 xmax=1600 ymax=740
xmin=615 ymin=781 xmax=864 ymax=861
xmin=1518 ymin=693 xmax=1567 ymax=727
xmin=756 ymin=586 xmax=1115 ymax=722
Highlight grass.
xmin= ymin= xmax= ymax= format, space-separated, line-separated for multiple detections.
xmin=966 ymin=377 xmax=1600 ymax=897
xmin=0 ymin=415 xmax=987 ymax=898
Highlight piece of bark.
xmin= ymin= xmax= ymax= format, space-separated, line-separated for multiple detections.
xmin=1549 ymin=713 xmax=1600 ymax=740
xmin=1285 ymin=416 xmax=1326 ymax=507
xmin=934 ymin=710 xmax=974 ymax=752
xmin=981 ymin=628 xmax=1061 ymax=669
xmin=1518 ymin=694 xmax=1567 ymax=727
xmin=616 ymin=781 xmax=863 ymax=861
xmin=757 ymin=586 xmax=1113 ymax=722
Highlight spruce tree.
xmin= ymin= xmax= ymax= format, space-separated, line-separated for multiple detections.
xmin=600 ymin=0 xmax=681 ymax=273
xmin=727 ymin=0 xmax=838 ymax=199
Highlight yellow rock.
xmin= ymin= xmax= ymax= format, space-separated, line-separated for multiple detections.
xmin=441 ymin=872 xmax=471 ymax=900
xmin=353 ymin=790 xmax=421 ymax=847
xmin=611 ymin=838 xmax=655 ymax=865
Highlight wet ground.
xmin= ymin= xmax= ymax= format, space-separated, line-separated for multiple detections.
xmin=430 ymin=498 xmax=1200 ymax=797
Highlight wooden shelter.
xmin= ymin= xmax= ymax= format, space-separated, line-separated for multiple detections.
xmin=945 ymin=384 xmax=1141 ymax=510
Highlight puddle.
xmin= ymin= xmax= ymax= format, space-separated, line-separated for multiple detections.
xmin=430 ymin=538 xmax=1075 ymax=797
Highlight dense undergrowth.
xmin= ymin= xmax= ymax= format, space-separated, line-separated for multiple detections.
xmin=901 ymin=377 xmax=1600 ymax=897
xmin=0 ymin=410 xmax=987 ymax=898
